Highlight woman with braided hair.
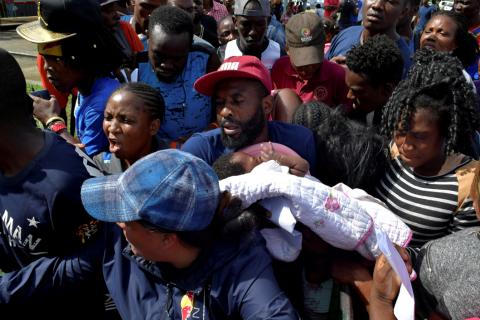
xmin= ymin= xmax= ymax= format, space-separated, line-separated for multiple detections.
xmin=375 ymin=49 xmax=480 ymax=249
xmin=93 ymin=82 xmax=168 ymax=174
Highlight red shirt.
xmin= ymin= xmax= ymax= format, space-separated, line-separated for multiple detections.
xmin=271 ymin=56 xmax=351 ymax=110
xmin=324 ymin=0 xmax=339 ymax=17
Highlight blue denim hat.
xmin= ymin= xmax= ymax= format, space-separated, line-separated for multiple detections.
xmin=81 ymin=150 xmax=221 ymax=231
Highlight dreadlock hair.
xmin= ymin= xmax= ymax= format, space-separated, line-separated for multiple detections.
xmin=292 ymin=100 xmax=333 ymax=132
xmin=346 ymin=34 xmax=404 ymax=87
xmin=381 ymin=48 xmax=479 ymax=156
xmin=314 ymin=108 xmax=389 ymax=194
xmin=428 ymin=11 xmax=479 ymax=68
xmin=59 ymin=26 xmax=124 ymax=77
xmin=113 ymin=83 xmax=165 ymax=122
xmin=148 ymin=5 xmax=194 ymax=45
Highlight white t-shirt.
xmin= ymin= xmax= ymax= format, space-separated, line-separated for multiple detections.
xmin=224 ymin=39 xmax=281 ymax=70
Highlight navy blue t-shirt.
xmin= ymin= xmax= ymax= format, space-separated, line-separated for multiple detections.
xmin=181 ymin=121 xmax=317 ymax=171
xmin=0 ymin=132 xmax=101 ymax=272
xmin=326 ymin=25 xmax=412 ymax=75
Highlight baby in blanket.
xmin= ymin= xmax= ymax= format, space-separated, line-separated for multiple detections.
xmin=213 ymin=141 xmax=310 ymax=179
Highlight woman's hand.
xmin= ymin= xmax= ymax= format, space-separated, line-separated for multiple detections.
xmin=369 ymin=247 xmax=413 ymax=320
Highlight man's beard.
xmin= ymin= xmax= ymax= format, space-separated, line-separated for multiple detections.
xmin=220 ymin=106 xmax=266 ymax=149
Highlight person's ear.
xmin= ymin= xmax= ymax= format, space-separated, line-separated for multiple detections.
xmin=150 ymin=118 xmax=161 ymax=135
xmin=161 ymin=233 xmax=177 ymax=248
xmin=232 ymin=15 xmax=238 ymax=26
xmin=262 ymin=94 xmax=274 ymax=116
xmin=380 ymin=82 xmax=395 ymax=102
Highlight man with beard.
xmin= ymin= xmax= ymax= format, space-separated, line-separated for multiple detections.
xmin=181 ymin=55 xmax=316 ymax=170
xmin=136 ymin=6 xmax=220 ymax=142
xmin=326 ymin=0 xmax=412 ymax=75
xmin=224 ymin=0 xmax=281 ymax=70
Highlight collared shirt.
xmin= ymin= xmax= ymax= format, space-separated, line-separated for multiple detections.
xmin=138 ymin=51 xmax=212 ymax=140
xmin=206 ymin=1 xmax=229 ymax=22
xmin=271 ymin=56 xmax=351 ymax=109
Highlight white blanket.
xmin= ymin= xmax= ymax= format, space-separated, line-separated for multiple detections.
xmin=220 ymin=161 xmax=412 ymax=260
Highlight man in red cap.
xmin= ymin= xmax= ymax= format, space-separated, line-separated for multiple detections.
xmin=181 ymin=55 xmax=316 ymax=171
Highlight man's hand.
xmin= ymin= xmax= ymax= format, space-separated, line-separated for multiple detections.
xmin=30 ymin=95 xmax=62 ymax=126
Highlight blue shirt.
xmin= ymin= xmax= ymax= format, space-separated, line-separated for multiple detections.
xmin=138 ymin=50 xmax=212 ymax=140
xmin=74 ymin=77 xmax=120 ymax=156
xmin=267 ymin=15 xmax=286 ymax=51
xmin=326 ymin=25 xmax=412 ymax=75
xmin=414 ymin=5 xmax=436 ymax=33
xmin=0 ymin=132 xmax=106 ymax=315
xmin=181 ymin=121 xmax=317 ymax=171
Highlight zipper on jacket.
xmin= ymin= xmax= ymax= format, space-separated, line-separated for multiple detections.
xmin=163 ymin=284 xmax=174 ymax=319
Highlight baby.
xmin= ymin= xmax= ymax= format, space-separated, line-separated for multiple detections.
xmin=213 ymin=142 xmax=309 ymax=179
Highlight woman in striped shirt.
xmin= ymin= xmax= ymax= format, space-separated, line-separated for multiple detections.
xmin=375 ymin=49 xmax=480 ymax=248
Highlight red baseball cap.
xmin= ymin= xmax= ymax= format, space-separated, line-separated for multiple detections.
xmin=194 ymin=56 xmax=272 ymax=97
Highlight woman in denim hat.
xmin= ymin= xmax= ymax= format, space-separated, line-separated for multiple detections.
xmin=0 ymin=149 xmax=299 ymax=318
xmin=81 ymin=149 xmax=299 ymax=319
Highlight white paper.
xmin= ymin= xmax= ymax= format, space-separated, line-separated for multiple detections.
xmin=375 ymin=228 xmax=415 ymax=320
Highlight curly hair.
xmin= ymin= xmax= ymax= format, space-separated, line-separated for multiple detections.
xmin=381 ymin=49 xmax=479 ymax=156
xmin=426 ymin=11 xmax=479 ymax=68
xmin=346 ymin=34 xmax=404 ymax=87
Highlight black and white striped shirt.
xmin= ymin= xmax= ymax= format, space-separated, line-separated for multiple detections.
xmin=375 ymin=156 xmax=479 ymax=248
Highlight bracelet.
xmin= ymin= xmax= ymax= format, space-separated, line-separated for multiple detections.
xmin=45 ymin=116 xmax=65 ymax=128
xmin=49 ymin=121 xmax=67 ymax=133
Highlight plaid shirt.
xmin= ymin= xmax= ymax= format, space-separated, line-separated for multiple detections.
xmin=206 ymin=1 xmax=229 ymax=22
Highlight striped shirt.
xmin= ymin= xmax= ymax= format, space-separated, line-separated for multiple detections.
xmin=375 ymin=156 xmax=480 ymax=248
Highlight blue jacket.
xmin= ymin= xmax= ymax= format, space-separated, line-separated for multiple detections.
xmin=0 ymin=224 xmax=298 ymax=319
xmin=103 ymin=225 xmax=299 ymax=319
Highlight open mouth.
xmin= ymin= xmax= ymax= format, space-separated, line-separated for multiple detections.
xmin=221 ymin=122 xmax=241 ymax=136
xmin=108 ymin=137 xmax=121 ymax=153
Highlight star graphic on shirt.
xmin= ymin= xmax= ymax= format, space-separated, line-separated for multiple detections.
xmin=27 ymin=217 xmax=40 ymax=228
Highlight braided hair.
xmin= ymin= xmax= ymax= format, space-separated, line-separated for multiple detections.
xmin=381 ymin=49 xmax=479 ymax=156
xmin=292 ymin=100 xmax=332 ymax=131
xmin=113 ymin=82 xmax=165 ymax=121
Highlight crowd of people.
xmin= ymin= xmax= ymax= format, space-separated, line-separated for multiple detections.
xmin=1 ymin=0 xmax=480 ymax=318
